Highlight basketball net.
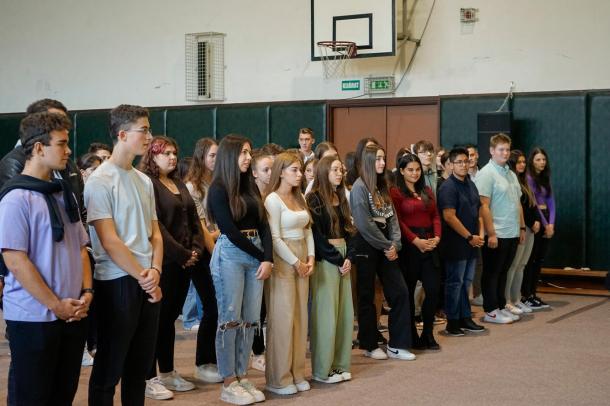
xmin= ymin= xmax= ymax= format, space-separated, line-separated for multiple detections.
xmin=317 ymin=41 xmax=357 ymax=79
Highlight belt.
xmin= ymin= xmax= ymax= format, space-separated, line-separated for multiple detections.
xmin=241 ymin=229 xmax=259 ymax=238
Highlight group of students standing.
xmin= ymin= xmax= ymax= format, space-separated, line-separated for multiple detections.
xmin=0 ymin=99 xmax=555 ymax=406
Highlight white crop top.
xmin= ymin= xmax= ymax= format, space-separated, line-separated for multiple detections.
xmin=264 ymin=192 xmax=315 ymax=265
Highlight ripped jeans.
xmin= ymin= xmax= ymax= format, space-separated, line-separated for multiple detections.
xmin=210 ymin=234 xmax=263 ymax=378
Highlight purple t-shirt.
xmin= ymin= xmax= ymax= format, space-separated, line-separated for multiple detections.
xmin=0 ymin=189 xmax=89 ymax=322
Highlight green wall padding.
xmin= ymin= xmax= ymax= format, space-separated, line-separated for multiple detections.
xmin=588 ymin=95 xmax=610 ymax=269
xmin=512 ymin=95 xmax=587 ymax=268
xmin=0 ymin=114 xmax=24 ymax=156
xmin=74 ymin=111 xmax=111 ymax=157
xmin=216 ymin=106 xmax=269 ymax=148
xmin=269 ymin=103 xmax=327 ymax=149
xmin=440 ymin=97 xmax=504 ymax=149
xmin=165 ymin=108 xmax=216 ymax=157
xmin=149 ymin=109 xmax=166 ymax=136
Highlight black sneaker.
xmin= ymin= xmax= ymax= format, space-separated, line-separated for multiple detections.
xmin=460 ymin=317 xmax=485 ymax=333
xmin=422 ymin=332 xmax=440 ymax=350
xmin=533 ymin=296 xmax=550 ymax=308
xmin=445 ymin=320 xmax=465 ymax=337
xmin=523 ymin=296 xmax=542 ymax=310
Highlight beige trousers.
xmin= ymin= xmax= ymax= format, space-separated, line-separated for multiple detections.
xmin=264 ymin=238 xmax=309 ymax=388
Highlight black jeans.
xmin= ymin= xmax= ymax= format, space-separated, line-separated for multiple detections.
xmin=481 ymin=237 xmax=519 ymax=313
xmin=400 ymin=242 xmax=440 ymax=336
xmin=522 ymin=210 xmax=551 ymax=298
xmin=7 ymin=319 xmax=87 ymax=406
xmin=353 ymin=233 xmax=411 ymax=351
xmin=148 ymin=263 xmax=191 ymax=378
xmin=88 ymin=276 xmax=160 ymax=406
xmin=190 ymin=251 xmax=218 ymax=366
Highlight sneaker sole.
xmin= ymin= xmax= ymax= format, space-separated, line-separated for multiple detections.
xmin=462 ymin=328 xmax=485 ymax=333
xmin=145 ymin=392 xmax=174 ymax=400
xmin=163 ymin=383 xmax=196 ymax=392
xmin=446 ymin=331 xmax=466 ymax=337
xmin=312 ymin=376 xmax=343 ymax=384
xmin=363 ymin=352 xmax=388 ymax=360
xmin=220 ymin=393 xmax=255 ymax=405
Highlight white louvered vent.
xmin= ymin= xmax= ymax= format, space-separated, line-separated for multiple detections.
xmin=185 ymin=32 xmax=225 ymax=101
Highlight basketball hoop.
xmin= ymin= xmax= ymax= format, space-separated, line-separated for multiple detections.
xmin=316 ymin=41 xmax=357 ymax=79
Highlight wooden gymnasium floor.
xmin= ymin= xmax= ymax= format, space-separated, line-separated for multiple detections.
xmin=1 ymin=293 xmax=609 ymax=405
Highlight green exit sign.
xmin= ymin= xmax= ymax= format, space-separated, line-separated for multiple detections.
xmin=370 ymin=79 xmax=392 ymax=90
xmin=365 ymin=76 xmax=395 ymax=94
xmin=341 ymin=80 xmax=361 ymax=91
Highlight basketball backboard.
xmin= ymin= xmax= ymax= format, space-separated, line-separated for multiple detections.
xmin=311 ymin=0 xmax=396 ymax=61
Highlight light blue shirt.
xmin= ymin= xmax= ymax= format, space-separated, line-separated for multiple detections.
xmin=474 ymin=159 xmax=522 ymax=238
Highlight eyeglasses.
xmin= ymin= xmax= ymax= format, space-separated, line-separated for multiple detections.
xmin=127 ymin=127 xmax=152 ymax=135
xmin=417 ymin=150 xmax=433 ymax=155
xmin=452 ymin=160 xmax=468 ymax=166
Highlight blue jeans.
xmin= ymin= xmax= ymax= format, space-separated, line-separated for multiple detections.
xmin=444 ymin=258 xmax=476 ymax=320
xmin=210 ymin=234 xmax=263 ymax=378
xmin=182 ymin=282 xmax=203 ymax=329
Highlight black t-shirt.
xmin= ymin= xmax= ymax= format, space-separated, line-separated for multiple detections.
xmin=437 ymin=174 xmax=481 ymax=260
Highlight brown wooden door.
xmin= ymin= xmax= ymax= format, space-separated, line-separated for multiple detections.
xmin=330 ymin=100 xmax=439 ymax=169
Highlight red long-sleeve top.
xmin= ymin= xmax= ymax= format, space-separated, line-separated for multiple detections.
xmin=390 ymin=186 xmax=441 ymax=243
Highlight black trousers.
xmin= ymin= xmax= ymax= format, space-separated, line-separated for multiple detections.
xmin=481 ymin=237 xmax=519 ymax=313
xmin=7 ymin=318 xmax=87 ymax=406
xmin=353 ymin=233 xmax=411 ymax=351
xmin=88 ymin=276 xmax=160 ymax=406
xmin=252 ymin=297 xmax=266 ymax=355
xmin=522 ymin=214 xmax=551 ymax=298
xmin=190 ymin=252 xmax=218 ymax=366
xmin=400 ymin=242 xmax=440 ymax=336
xmin=148 ymin=263 xmax=191 ymax=378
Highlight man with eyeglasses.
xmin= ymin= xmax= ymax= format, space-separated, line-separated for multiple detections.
xmin=85 ymin=104 xmax=164 ymax=405
xmin=414 ymin=140 xmax=438 ymax=196
xmin=437 ymin=148 xmax=486 ymax=336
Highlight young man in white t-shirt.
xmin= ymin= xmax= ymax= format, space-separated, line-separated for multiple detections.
xmin=86 ymin=104 xmax=165 ymax=405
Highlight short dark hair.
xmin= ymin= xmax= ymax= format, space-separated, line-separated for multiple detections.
xmin=109 ymin=104 xmax=149 ymax=140
xmin=464 ymin=143 xmax=477 ymax=151
xmin=298 ymin=128 xmax=314 ymax=137
xmin=77 ymin=153 xmax=103 ymax=171
xmin=20 ymin=112 xmax=72 ymax=159
xmin=88 ymin=142 xmax=112 ymax=154
xmin=26 ymin=99 xmax=68 ymax=115
xmin=449 ymin=147 xmax=469 ymax=163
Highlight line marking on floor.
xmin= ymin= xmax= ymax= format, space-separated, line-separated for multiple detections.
xmin=546 ymin=298 xmax=609 ymax=324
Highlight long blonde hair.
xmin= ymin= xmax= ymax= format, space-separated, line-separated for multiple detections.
xmin=266 ymin=152 xmax=308 ymax=211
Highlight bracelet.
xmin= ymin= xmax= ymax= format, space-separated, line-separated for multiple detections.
xmin=151 ymin=266 xmax=162 ymax=275
xmin=520 ymin=227 xmax=526 ymax=231
xmin=81 ymin=288 xmax=94 ymax=295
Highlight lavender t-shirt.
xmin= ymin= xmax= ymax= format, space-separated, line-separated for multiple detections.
xmin=0 ymin=189 xmax=89 ymax=322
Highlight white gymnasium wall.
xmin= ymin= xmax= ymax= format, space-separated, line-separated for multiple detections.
xmin=1 ymin=0 xmax=610 ymax=113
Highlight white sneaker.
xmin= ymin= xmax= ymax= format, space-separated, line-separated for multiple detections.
xmin=336 ymin=370 xmax=352 ymax=381
xmin=184 ymin=323 xmax=200 ymax=331
xmin=505 ymin=303 xmax=524 ymax=315
xmin=265 ymin=384 xmax=298 ymax=395
xmin=194 ymin=363 xmax=223 ymax=383
xmin=250 ymin=354 xmax=266 ymax=372
xmin=501 ymin=308 xmax=520 ymax=321
xmin=239 ymin=379 xmax=265 ymax=402
xmin=515 ymin=301 xmax=533 ymax=313
xmin=312 ymin=372 xmax=343 ymax=384
xmin=159 ymin=370 xmax=196 ymax=392
xmin=221 ymin=381 xmax=256 ymax=405
xmin=483 ymin=309 xmax=513 ymax=324
xmin=295 ymin=380 xmax=310 ymax=392
xmin=145 ymin=377 xmax=174 ymax=400
xmin=386 ymin=345 xmax=416 ymax=361
xmin=471 ymin=294 xmax=484 ymax=306
xmin=364 ymin=347 xmax=388 ymax=360
xmin=81 ymin=348 xmax=94 ymax=367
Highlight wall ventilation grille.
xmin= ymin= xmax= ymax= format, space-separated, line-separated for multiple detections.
xmin=185 ymin=32 xmax=225 ymax=101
